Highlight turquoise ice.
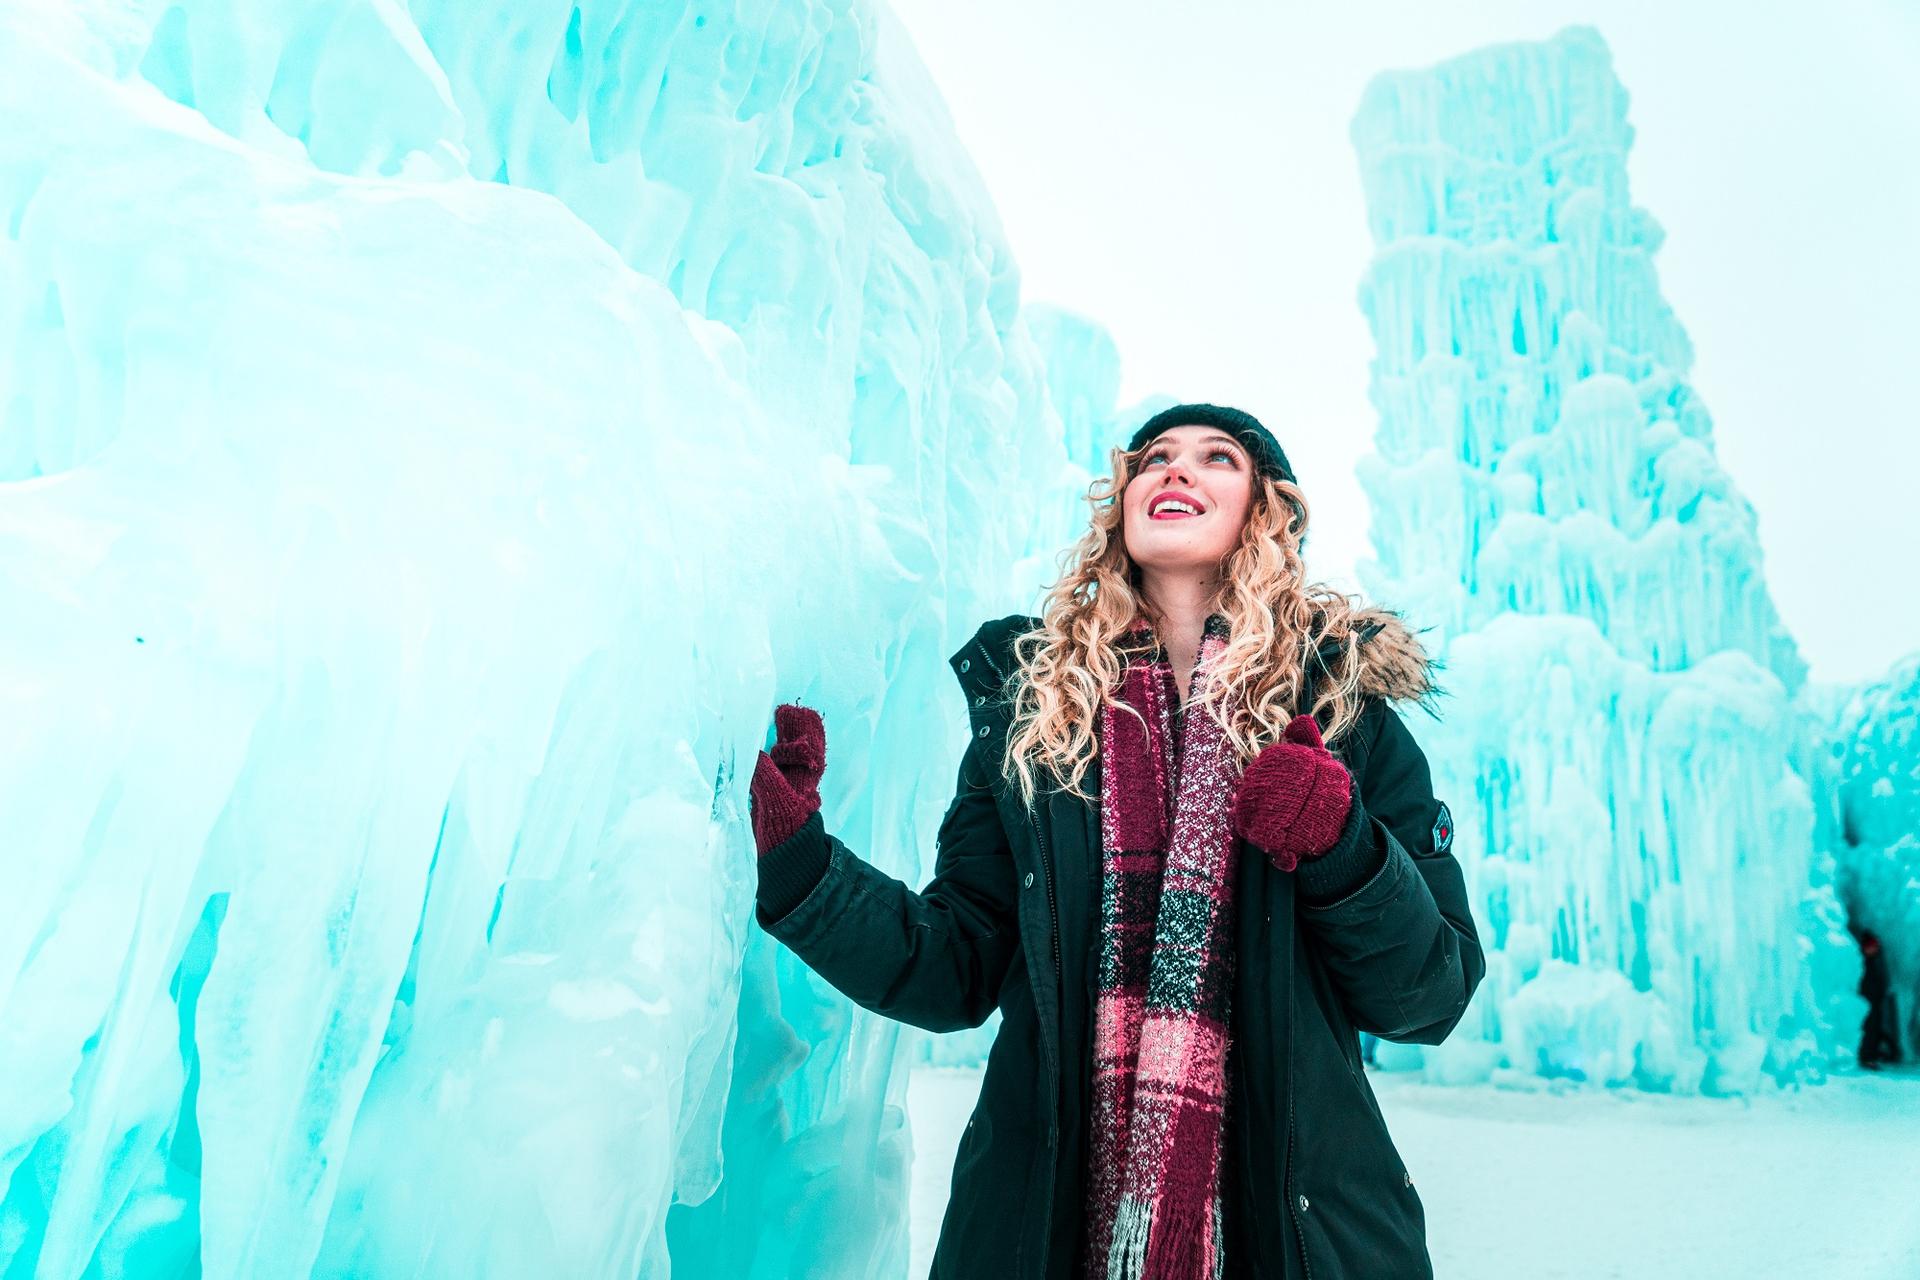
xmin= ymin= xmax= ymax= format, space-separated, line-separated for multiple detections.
xmin=0 ymin=1 xmax=1085 ymax=1275
xmin=1349 ymin=27 xmax=1862 ymax=1093
xmin=1829 ymin=655 xmax=1920 ymax=1058
xmin=3 ymin=5 xmax=1913 ymax=1278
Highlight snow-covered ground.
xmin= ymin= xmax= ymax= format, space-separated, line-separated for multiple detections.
xmin=907 ymin=1065 xmax=1920 ymax=1278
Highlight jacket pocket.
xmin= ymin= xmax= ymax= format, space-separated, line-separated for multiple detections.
xmin=932 ymin=959 xmax=1049 ymax=1277
xmin=1291 ymin=945 xmax=1432 ymax=1278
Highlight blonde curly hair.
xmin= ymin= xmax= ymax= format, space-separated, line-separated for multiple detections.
xmin=999 ymin=435 xmax=1436 ymax=810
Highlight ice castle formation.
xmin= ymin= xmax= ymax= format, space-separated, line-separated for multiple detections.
xmin=1349 ymin=26 xmax=1862 ymax=1092
xmin=2 ymin=4 xmax=1906 ymax=1277
xmin=0 ymin=2 xmax=1086 ymax=1275
xmin=1830 ymin=655 xmax=1920 ymax=1059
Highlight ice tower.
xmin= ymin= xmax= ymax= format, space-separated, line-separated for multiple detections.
xmin=1349 ymin=27 xmax=1860 ymax=1093
xmin=1831 ymin=654 xmax=1920 ymax=1060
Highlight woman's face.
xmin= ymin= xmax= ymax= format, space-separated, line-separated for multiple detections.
xmin=1121 ymin=425 xmax=1256 ymax=579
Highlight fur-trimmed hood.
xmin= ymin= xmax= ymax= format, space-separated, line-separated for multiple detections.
xmin=1309 ymin=606 xmax=1441 ymax=705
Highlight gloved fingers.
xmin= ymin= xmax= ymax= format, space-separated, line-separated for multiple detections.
xmin=769 ymin=735 xmax=825 ymax=780
xmin=773 ymin=702 xmax=824 ymax=744
xmin=751 ymin=747 xmax=801 ymax=803
xmin=1282 ymin=713 xmax=1326 ymax=752
xmin=1230 ymin=747 xmax=1313 ymax=837
xmin=770 ymin=704 xmax=827 ymax=777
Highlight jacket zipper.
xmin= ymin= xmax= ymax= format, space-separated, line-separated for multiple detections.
xmin=1286 ymin=1079 xmax=1312 ymax=1280
xmin=1031 ymin=808 xmax=1061 ymax=982
xmin=1288 ymin=665 xmax=1318 ymax=1280
xmin=1029 ymin=799 xmax=1063 ymax=1279
xmin=978 ymin=637 xmax=1063 ymax=1275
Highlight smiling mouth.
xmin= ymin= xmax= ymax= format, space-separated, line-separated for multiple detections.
xmin=1149 ymin=502 xmax=1204 ymax=520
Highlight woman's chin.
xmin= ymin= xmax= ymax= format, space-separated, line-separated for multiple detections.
xmin=1130 ymin=549 xmax=1225 ymax=574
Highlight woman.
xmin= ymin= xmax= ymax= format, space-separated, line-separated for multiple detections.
xmin=749 ymin=403 xmax=1484 ymax=1279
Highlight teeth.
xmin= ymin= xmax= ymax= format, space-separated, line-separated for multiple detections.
xmin=1155 ymin=500 xmax=1199 ymax=516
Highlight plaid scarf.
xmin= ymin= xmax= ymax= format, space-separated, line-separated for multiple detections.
xmin=1083 ymin=613 xmax=1241 ymax=1280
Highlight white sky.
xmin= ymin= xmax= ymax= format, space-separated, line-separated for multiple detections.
xmin=888 ymin=0 xmax=1920 ymax=687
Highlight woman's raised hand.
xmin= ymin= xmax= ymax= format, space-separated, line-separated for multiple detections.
xmin=749 ymin=702 xmax=828 ymax=855
xmin=1227 ymin=713 xmax=1354 ymax=872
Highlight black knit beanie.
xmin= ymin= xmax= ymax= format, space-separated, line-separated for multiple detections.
xmin=1125 ymin=403 xmax=1296 ymax=487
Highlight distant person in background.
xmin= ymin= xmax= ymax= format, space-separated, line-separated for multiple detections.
xmin=1360 ymin=1031 xmax=1380 ymax=1066
xmin=1855 ymin=926 xmax=1901 ymax=1069
xmin=749 ymin=404 xmax=1483 ymax=1279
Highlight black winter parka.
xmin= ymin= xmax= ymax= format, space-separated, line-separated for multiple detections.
xmin=755 ymin=613 xmax=1486 ymax=1279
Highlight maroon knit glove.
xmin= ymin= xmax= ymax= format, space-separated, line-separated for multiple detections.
xmin=1228 ymin=714 xmax=1355 ymax=873
xmin=749 ymin=703 xmax=827 ymax=855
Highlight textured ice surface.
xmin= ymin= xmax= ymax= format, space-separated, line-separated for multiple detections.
xmin=0 ymin=2 xmax=1086 ymax=1276
xmin=4 ymin=6 xmax=1906 ymax=1277
xmin=1830 ymin=653 xmax=1920 ymax=1058
xmin=1349 ymin=27 xmax=1861 ymax=1093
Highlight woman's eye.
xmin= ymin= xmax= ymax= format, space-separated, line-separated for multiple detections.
xmin=1141 ymin=448 xmax=1237 ymax=468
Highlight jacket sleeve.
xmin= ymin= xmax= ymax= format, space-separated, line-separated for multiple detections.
xmin=1293 ymin=701 xmax=1485 ymax=1045
xmin=753 ymin=728 xmax=1022 ymax=1034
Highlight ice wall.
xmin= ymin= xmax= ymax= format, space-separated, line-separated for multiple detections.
xmin=1024 ymin=303 xmax=1169 ymax=480
xmin=1350 ymin=26 xmax=1860 ymax=1093
xmin=0 ymin=2 xmax=1082 ymax=1276
xmin=1831 ymin=653 xmax=1920 ymax=1059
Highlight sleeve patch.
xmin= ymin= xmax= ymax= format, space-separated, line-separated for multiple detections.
xmin=1432 ymin=801 xmax=1453 ymax=855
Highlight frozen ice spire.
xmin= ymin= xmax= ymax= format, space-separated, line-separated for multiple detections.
xmin=1350 ymin=26 xmax=1857 ymax=1093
